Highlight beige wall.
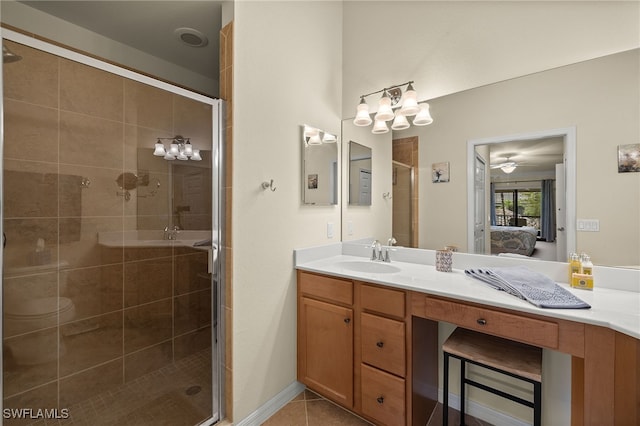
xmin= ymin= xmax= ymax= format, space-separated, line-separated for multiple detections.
xmin=1 ymin=0 xmax=218 ymax=96
xmin=342 ymin=1 xmax=640 ymax=114
xmin=232 ymin=1 xmax=342 ymax=421
xmin=396 ymin=49 xmax=640 ymax=267
xmin=342 ymin=121 xmax=393 ymax=242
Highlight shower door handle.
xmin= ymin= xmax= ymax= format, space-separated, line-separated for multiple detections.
xmin=208 ymin=246 xmax=218 ymax=275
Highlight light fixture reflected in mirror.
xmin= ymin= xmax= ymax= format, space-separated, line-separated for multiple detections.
xmin=153 ymin=135 xmax=201 ymax=161
xmin=353 ymin=81 xmax=434 ymax=133
xmin=303 ymin=125 xmax=337 ymax=146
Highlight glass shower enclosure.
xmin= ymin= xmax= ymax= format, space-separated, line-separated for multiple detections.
xmin=1 ymin=30 xmax=224 ymax=425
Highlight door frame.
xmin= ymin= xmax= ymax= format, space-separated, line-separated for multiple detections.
xmin=466 ymin=127 xmax=576 ymax=256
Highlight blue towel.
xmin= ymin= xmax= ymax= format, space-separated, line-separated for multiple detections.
xmin=465 ymin=266 xmax=590 ymax=309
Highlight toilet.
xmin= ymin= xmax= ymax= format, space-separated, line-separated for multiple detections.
xmin=4 ymin=262 xmax=76 ymax=365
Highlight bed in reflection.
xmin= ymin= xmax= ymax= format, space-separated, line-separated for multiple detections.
xmin=490 ymin=225 xmax=538 ymax=256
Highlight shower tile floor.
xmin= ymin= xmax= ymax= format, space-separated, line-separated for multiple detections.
xmin=29 ymin=348 xmax=215 ymax=426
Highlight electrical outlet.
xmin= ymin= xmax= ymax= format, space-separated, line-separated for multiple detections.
xmin=348 ymin=221 xmax=354 ymax=236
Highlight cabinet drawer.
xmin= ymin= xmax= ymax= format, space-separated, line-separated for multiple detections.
xmin=424 ymin=297 xmax=559 ymax=349
xmin=361 ymin=284 xmax=405 ymax=318
xmin=361 ymin=364 xmax=405 ymax=426
xmin=361 ymin=313 xmax=405 ymax=377
xmin=298 ymin=271 xmax=353 ymax=305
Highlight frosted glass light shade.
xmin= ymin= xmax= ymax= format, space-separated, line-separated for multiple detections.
xmin=372 ymin=119 xmax=389 ymax=134
xmin=164 ymin=152 xmax=176 ymax=160
xmin=413 ymin=103 xmax=433 ymax=126
xmin=183 ymin=142 xmax=193 ymax=156
xmin=374 ymin=92 xmax=395 ymax=122
xmin=177 ymin=151 xmax=188 ymax=160
xmin=322 ymin=133 xmax=337 ymax=143
xmin=399 ymin=84 xmax=420 ymax=116
xmin=501 ymin=164 xmax=516 ymax=174
xmin=191 ymin=150 xmax=202 ymax=161
xmin=353 ymin=99 xmax=372 ymax=126
xmin=154 ymin=143 xmax=166 ymax=156
xmin=391 ymin=112 xmax=410 ymax=130
xmin=308 ymin=134 xmax=322 ymax=145
xmin=168 ymin=144 xmax=180 ymax=156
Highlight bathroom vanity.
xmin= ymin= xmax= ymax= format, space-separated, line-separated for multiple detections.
xmin=295 ymin=244 xmax=640 ymax=426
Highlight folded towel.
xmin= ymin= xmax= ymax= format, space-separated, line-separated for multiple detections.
xmin=465 ymin=266 xmax=590 ymax=309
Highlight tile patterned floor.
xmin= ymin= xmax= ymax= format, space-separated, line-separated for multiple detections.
xmin=23 ymin=349 xmax=215 ymax=426
xmin=261 ymin=389 xmax=492 ymax=426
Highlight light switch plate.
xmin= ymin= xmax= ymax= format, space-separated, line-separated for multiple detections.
xmin=577 ymin=219 xmax=599 ymax=232
xmin=327 ymin=222 xmax=334 ymax=239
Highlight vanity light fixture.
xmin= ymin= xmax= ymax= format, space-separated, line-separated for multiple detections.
xmin=303 ymin=125 xmax=337 ymax=146
xmin=353 ymin=81 xmax=433 ymax=134
xmin=153 ymin=135 xmax=202 ymax=161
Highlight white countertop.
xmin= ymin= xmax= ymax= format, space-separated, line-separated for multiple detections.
xmin=294 ymin=243 xmax=640 ymax=340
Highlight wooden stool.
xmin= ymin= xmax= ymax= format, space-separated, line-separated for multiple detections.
xmin=442 ymin=327 xmax=542 ymax=426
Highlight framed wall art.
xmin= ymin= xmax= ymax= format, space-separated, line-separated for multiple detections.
xmin=432 ymin=161 xmax=450 ymax=183
xmin=618 ymin=143 xmax=640 ymax=173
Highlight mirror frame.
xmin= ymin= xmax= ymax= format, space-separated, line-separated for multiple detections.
xmin=466 ymin=127 xmax=577 ymax=258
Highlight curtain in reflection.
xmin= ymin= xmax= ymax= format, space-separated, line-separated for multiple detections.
xmin=490 ymin=183 xmax=497 ymax=226
xmin=541 ymin=179 xmax=555 ymax=242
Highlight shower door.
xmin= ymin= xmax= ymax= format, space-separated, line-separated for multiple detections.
xmin=392 ymin=161 xmax=414 ymax=247
xmin=1 ymin=31 xmax=224 ymax=425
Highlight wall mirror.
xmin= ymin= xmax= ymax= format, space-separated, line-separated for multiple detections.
xmin=340 ymin=48 xmax=639 ymax=269
xmin=301 ymin=125 xmax=338 ymax=206
xmin=137 ymin=147 xmax=212 ymax=230
xmin=348 ymin=141 xmax=372 ymax=206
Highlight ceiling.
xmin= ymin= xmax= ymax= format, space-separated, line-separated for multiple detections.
xmin=487 ymin=137 xmax=564 ymax=179
xmin=19 ymin=1 xmax=222 ymax=82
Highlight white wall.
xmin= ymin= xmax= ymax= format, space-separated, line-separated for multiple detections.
xmin=232 ymin=1 xmax=342 ymax=421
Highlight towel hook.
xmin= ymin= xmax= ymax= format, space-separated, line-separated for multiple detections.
xmin=261 ymin=179 xmax=276 ymax=192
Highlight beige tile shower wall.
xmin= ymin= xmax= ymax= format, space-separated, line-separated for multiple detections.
xmin=2 ymin=40 xmax=213 ymax=412
xmin=392 ymin=137 xmax=419 ymax=248
xmin=219 ymin=20 xmax=234 ymax=422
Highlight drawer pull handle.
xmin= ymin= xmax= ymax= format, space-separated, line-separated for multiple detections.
xmin=344 ymin=318 xmax=351 ymax=324
xmin=376 ymin=341 xmax=384 ymax=348
xmin=376 ymin=396 xmax=384 ymax=404
xmin=477 ymin=318 xmax=487 ymax=325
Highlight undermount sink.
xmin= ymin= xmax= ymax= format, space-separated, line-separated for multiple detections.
xmin=336 ymin=261 xmax=401 ymax=274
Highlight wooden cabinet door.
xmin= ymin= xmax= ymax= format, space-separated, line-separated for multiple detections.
xmin=299 ymin=297 xmax=353 ymax=407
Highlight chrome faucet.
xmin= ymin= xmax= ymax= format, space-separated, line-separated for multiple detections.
xmin=164 ymin=225 xmax=181 ymax=240
xmin=370 ymin=240 xmax=382 ymax=261
xmin=383 ymin=237 xmax=397 ymax=262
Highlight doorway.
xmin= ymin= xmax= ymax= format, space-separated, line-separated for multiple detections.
xmin=467 ymin=127 xmax=576 ymax=261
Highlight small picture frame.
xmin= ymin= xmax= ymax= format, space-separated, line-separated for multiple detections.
xmin=307 ymin=174 xmax=318 ymax=189
xmin=432 ymin=162 xmax=450 ymax=183
xmin=618 ymin=143 xmax=640 ymax=173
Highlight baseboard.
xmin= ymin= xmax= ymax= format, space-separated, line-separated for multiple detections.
xmin=234 ymin=381 xmax=305 ymax=426
xmin=440 ymin=390 xmax=530 ymax=426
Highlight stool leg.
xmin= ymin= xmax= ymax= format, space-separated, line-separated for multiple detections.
xmin=533 ymin=381 xmax=542 ymax=426
xmin=460 ymin=359 xmax=466 ymax=426
xmin=443 ymin=352 xmax=449 ymax=426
